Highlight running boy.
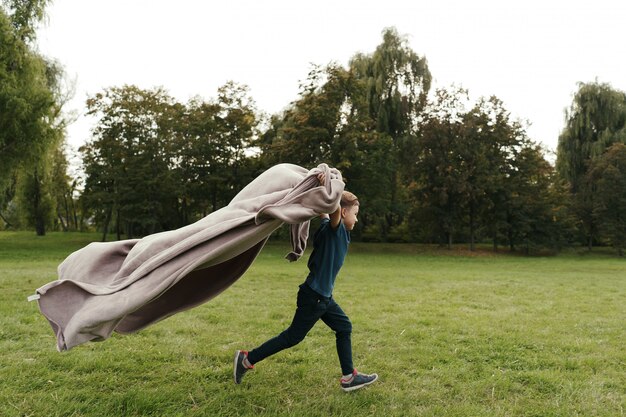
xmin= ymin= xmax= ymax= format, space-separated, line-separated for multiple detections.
xmin=234 ymin=173 xmax=378 ymax=392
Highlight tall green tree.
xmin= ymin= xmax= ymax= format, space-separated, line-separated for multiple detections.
xmin=0 ymin=9 xmax=57 ymax=189
xmin=1 ymin=0 xmax=51 ymax=42
xmin=15 ymin=156 xmax=54 ymax=235
xmin=348 ymin=27 xmax=431 ymax=236
xmin=82 ymin=85 xmax=179 ymax=239
xmin=49 ymin=144 xmax=80 ymax=231
xmin=82 ymin=83 xmax=261 ymax=239
xmin=174 ymin=82 xmax=261 ymax=219
xmin=1 ymin=1 xmax=69 ymax=235
xmin=500 ymin=144 xmax=572 ymax=253
xmin=557 ymin=82 xmax=626 ymax=190
xmin=556 ymin=81 xmax=626 ymax=249
xmin=260 ymin=64 xmax=351 ymax=167
xmin=409 ymin=88 xmax=568 ymax=251
xmin=587 ymin=143 xmax=626 ymax=256
xmin=260 ymin=28 xmax=431 ymax=240
xmin=215 ymin=82 xmax=261 ymax=202
xmin=406 ymin=87 xmax=469 ymax=247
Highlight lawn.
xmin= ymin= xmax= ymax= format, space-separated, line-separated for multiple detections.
xmin=0 ymin=232 xmax=624 ymax=416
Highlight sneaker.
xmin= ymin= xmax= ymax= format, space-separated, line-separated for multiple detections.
xmin=233 ymin=350 xmax=253 ymax=384
xmin=340 ymin=369 xmax=378 ymax=392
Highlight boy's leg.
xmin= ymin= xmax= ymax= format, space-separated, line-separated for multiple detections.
xmin=321 ymin=299 xmax=378 ymax=391
xmin=320 ymin=298 xmax=354 ymax=376
xmin=247 ymin=286 xmax=325 ymax=365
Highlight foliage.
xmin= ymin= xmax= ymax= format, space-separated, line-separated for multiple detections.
xmin=260 ymin=28 xmax=432 ymax=240
xmin=14 ymin=158 xmax=54 ymax=235
xmin=405 ymin=87 xmax=469 ymax=246
xmin=81 ymin=86 xmax=183 ymax=239
xmin=1 ymin=0 xmax=51 ymax=41
xmin=81 ymin=83 xmax=261 ymax=239
xmin=0 ymin=9 xmax=57 ymax=188
xmin=4 ymin=17 xmax=620 ymax=250
xmin=49 ymin=144 xmax=81 ymax=231
xmin=587 ymin=143 xmax=626 ymax=255
xmin=556 ymin=81 xmax=626 ymax=249
xmin=557 ymin=81 xmax=626 ymax=190
xmin=407 ymin=87 xmax=569 ymax=252
xmin=1 ymin=1 xmax=69 ymax=235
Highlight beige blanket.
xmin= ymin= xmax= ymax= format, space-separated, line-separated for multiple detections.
xmin=32 ymin=163 xmax=344 ymax=351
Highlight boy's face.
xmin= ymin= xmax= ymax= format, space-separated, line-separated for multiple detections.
xmin=341 ymin=205 xmax=359 ymax=231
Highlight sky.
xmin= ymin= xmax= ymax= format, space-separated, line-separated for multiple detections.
xmin=35 ymin=0 xmax=626 ymax=160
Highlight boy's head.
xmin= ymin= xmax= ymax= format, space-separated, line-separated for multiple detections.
xmin=340 ymin=191 xmax=359 ymax=231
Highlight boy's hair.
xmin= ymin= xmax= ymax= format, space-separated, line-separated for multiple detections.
xmin=340 ymin=191 xmax=359 ymax=208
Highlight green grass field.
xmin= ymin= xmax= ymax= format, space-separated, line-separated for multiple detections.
xmin=0 ymin=232 xmax=624 ymax=416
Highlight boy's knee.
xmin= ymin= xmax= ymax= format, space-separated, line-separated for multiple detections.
xmin=336 ymin=321 xmax=352 ymax=336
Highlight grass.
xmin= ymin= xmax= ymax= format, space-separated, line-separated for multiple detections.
xmin=0 ymin=231 xmax=624 ymax=416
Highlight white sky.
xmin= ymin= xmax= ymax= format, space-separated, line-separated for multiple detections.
xmin=35 ymin=0 xmax=626 ymax=159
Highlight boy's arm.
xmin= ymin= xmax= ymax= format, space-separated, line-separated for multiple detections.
xmin=317 ymin=173 xmax=342 ymax=229
xmin=327 ymin=206 xmax=341 ymax=229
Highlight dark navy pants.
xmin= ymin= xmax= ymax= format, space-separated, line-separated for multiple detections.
xmin=247 ymin=283 xmax=354 ymax=375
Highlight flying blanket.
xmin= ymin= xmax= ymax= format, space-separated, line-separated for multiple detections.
xmin=30 ymin=163 xmax=344 ymax=351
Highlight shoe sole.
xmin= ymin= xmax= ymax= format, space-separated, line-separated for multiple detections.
xmin=233 ymin=350 xmax=241 ymax=384
xmin=341 ymin=373 xmax=378 ymax=392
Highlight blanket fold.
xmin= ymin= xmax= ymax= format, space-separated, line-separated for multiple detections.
xmin=33 ymin=163 xmax=344 ymax=351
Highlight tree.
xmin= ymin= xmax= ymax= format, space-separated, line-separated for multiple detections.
xmin=260 ymin=64 xmax=351 ymax=167
xmin=82 ymin=83 xmax=261 ymax=239
xmin=408 ymin=87 xmax=569 ymax=251
xmin=1 ymin=2 xmax=70 ymax=235
xmin=49 ymin=144 xmax=80 ymax=231
xmin=215 ymin=82 xmax=262 ymax=203
xmin=0 ymin=171 xmax=17 ymax=228
xmin=0 ymin=9 xmax=57 ymax=189
xmin=15 ymin=157 xmax=54 ymax=235
xmin=82 ymin=85 xmax=179 ymax=239
xmin=259 ymin=28 xmax=431 ymax=240
xmin=406 ymin=87 xmax=470 ymax=247
xmin=348 ymin=27 xmax=431 ymax=237
xmin=1 ymin=0 xmax=51 ymax=42
xmin=500 ymin=144 xmax=573 ymax=253
xmin=174 ymin=82 xmax=261 ymax=219
xmin=556 ymin=81 xmax=626 ymax=249
xmin=587 ymin=143 xmax=626 ymax=256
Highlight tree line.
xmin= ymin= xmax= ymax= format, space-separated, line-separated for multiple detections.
xmin=1 ymin=6 xmax=625 ymax=255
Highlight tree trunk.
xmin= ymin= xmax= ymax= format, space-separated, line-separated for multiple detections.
xmin=63 ymin=194 xmax=70 ymax=230
xmin=211 ymin=186 xmax=217 ymax=213
xmin=493 ymin=216 xmax=498 ymax=252
xmin=33 ymin=169 xmax=45 ymax=236
xmin=116 ymin=209 xmax=121 ymax=240
xmin=182 ymin=197 xmax=188 ymax=225
xmin=469 ymin=202 xmax=475 ymax=251
xmin=492 ymin=206 xmax=498 ymax=252
xmin=72 ymin=198 xmax=79 ymax=230
xmin=70 ymin=183 xmax=79 ymax=230
xmin=588 ymin=235 xmax=593 ymax=251
xmin=35 ymin=218 xmax=46 ymax=236
xmin=0 ymin=211 xmax=12 ymax=228
xmin=57 ymin=211 xmax=68 ymax=231
xmin=102 ymin=206 xmax=113 ymax=242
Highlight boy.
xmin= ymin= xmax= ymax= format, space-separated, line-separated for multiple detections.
xmin=234 ymin=173 xmax=378 ymax=392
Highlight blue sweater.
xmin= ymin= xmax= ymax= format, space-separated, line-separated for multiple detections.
xmin=305 ymin=218 xmax=350 ymax=297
